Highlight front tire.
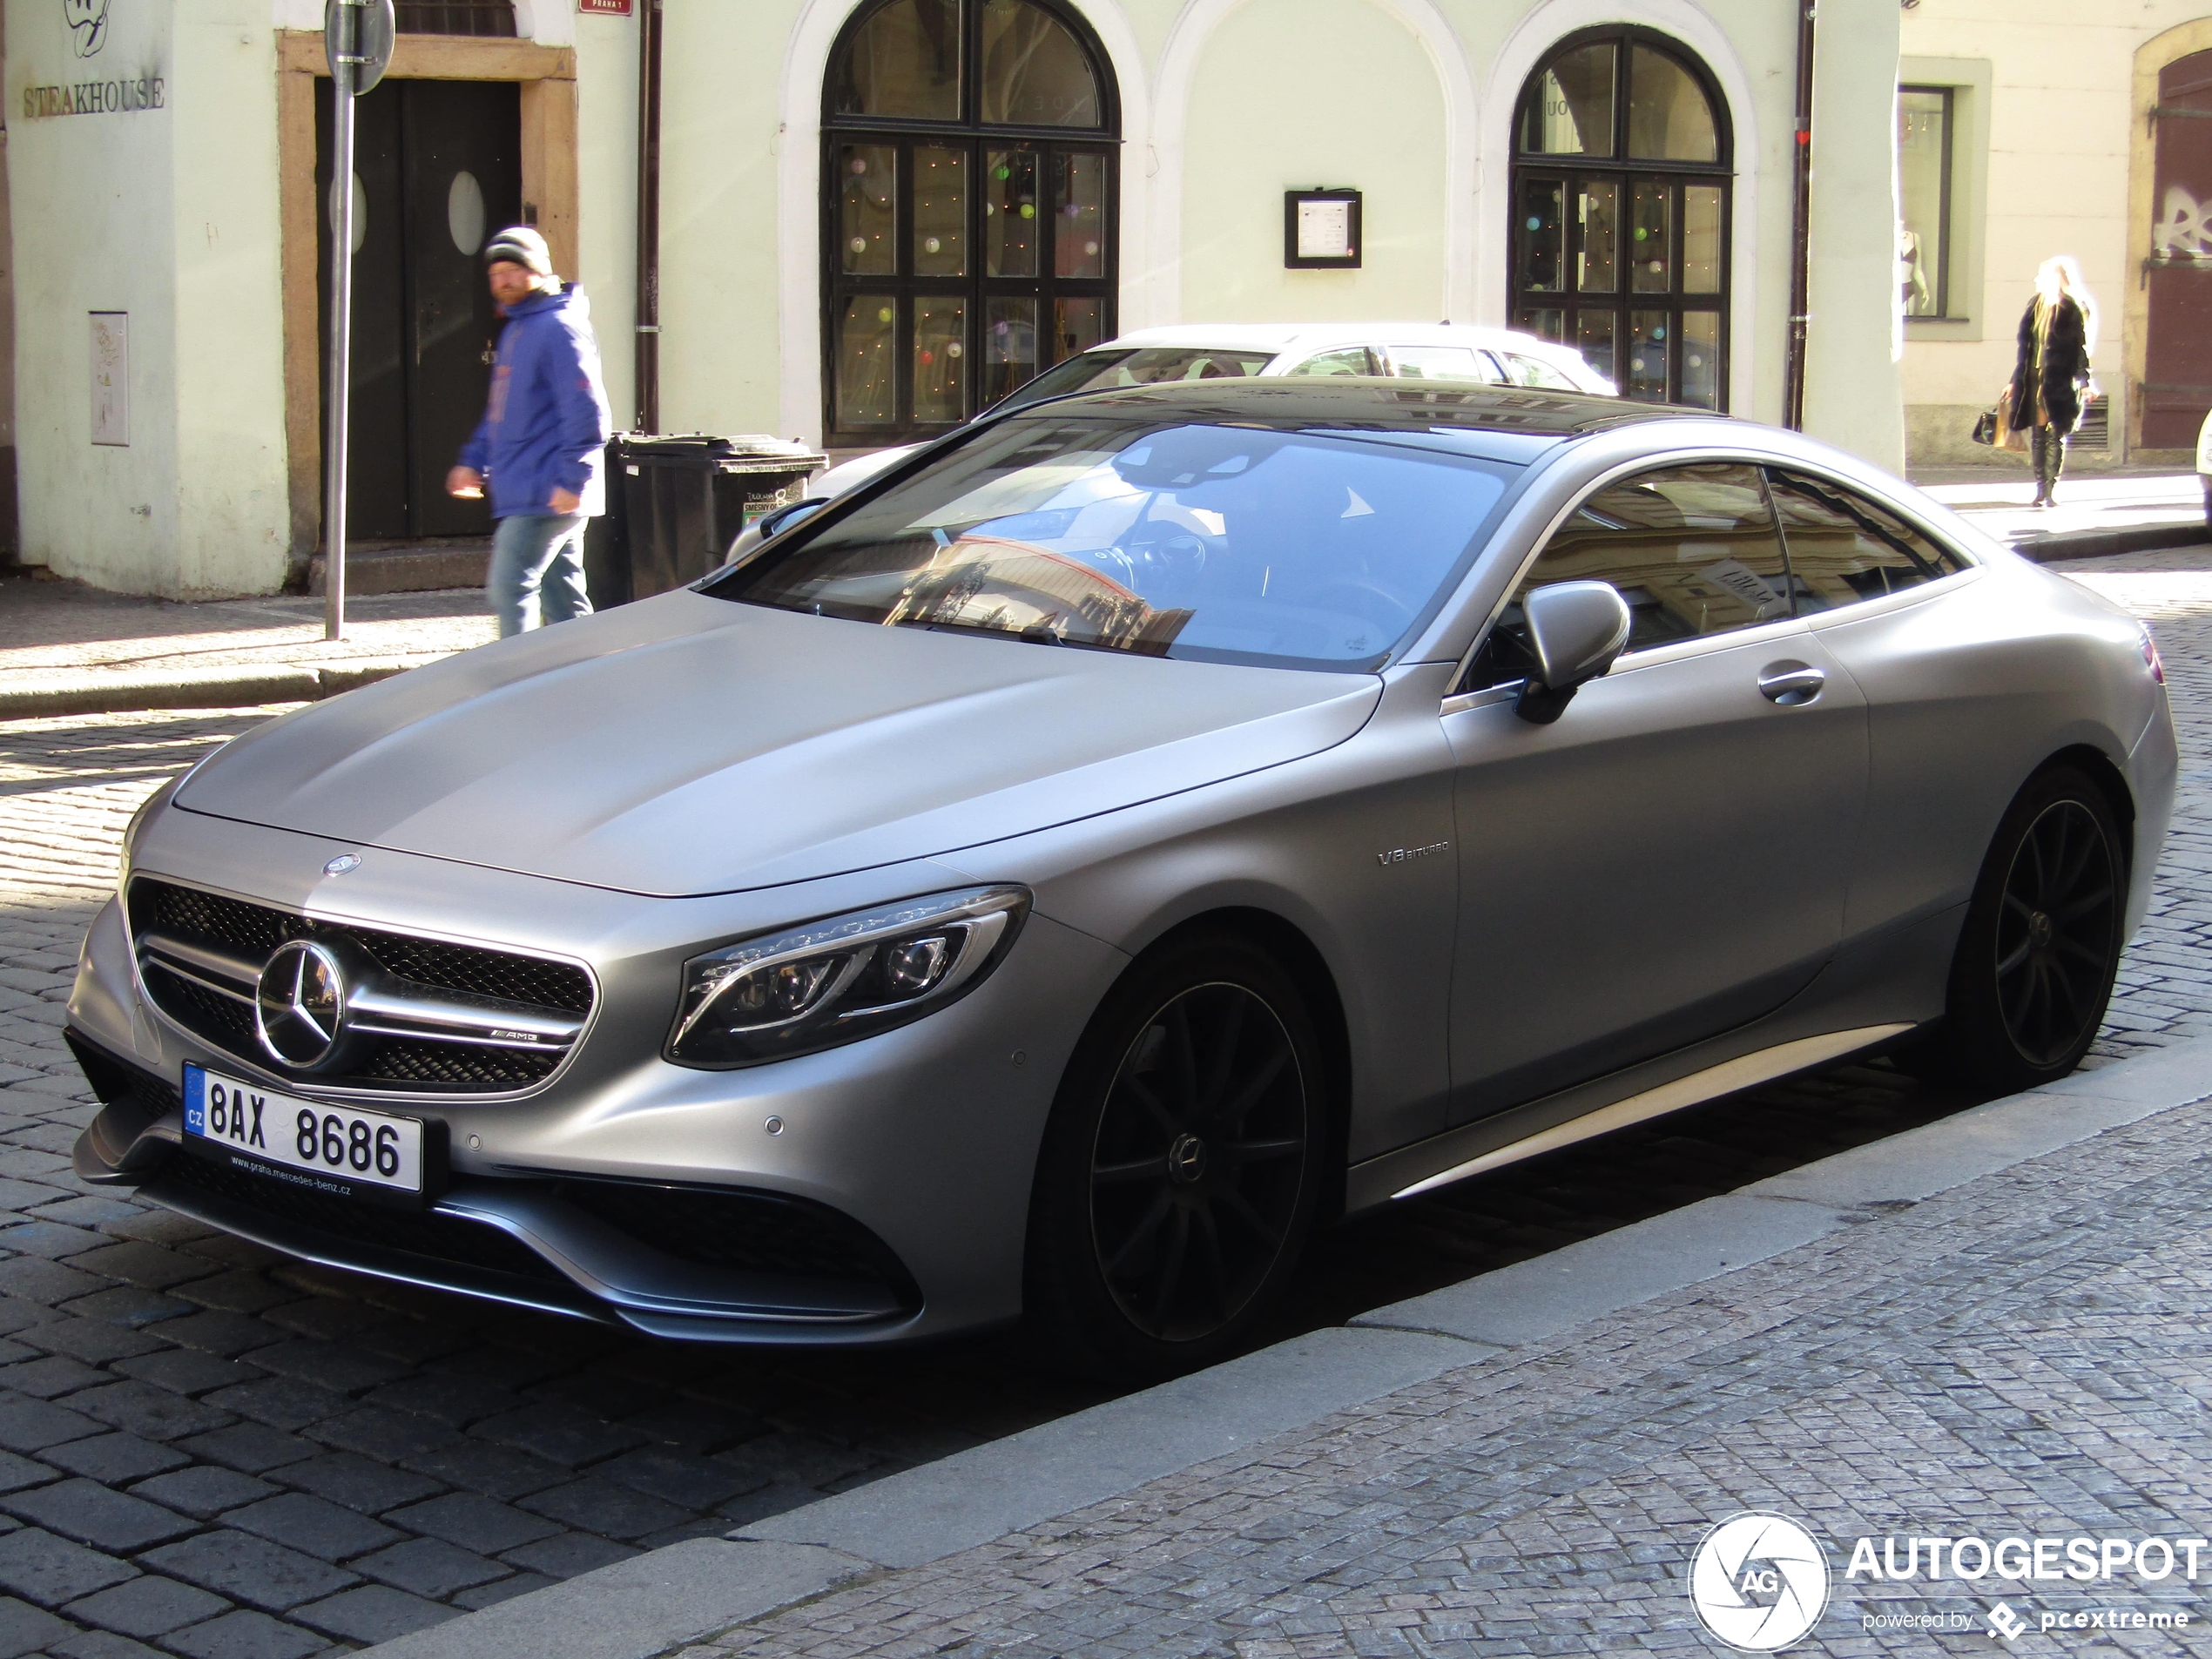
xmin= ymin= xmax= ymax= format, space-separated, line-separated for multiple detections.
xmin=1919 ymin=765 xmax=2126 ymax=1093
xmin=1025 ymin=934 xmax=1323 ymax=1380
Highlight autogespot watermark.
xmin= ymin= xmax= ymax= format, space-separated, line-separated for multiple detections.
xmin=1686 ymin=1513 xmax=2203 ymax=1649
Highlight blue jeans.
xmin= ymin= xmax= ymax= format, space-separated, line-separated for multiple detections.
xmin=489 ymin=513 xmax=592 ymax=637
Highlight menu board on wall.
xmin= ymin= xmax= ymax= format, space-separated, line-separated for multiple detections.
xmin=1284 ymin=189 xmax=1362 ymax=269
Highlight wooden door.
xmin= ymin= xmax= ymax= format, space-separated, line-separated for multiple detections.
xmin=2144 ymin=49 xmax=2212 ymax=448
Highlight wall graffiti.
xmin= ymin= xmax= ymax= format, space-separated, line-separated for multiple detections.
xmin=2153 ymin=183 xmax=2212 ymax=260
xmin=62 ymin=0 xmax=111 ymax=57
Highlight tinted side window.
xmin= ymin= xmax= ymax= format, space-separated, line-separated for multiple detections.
xmin=1501 ymin=351 xmax=1581 ymax=391
xmin=1392 ymin=345 xmax=1507 ymax=384
xmin=1286 ymin=347 xmax=1379 ymax=378
xmin=1465 ymin=462 xmax=1789 ymax=689
xmin=1767 ymin=469 xmax=1964 ymax=612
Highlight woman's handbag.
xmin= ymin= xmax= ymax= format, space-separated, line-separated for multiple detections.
xmin=1971 ymin=406 xmax=1999 ymax=446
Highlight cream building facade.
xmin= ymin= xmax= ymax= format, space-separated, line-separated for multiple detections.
xmin=1898 ymin=0 xmax=2212 ymax=469
xmin=5 ymin=0 xmax=1908 ymax=599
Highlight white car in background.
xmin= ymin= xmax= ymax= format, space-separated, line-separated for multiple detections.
xmin=800 ymin=322 xmax=1614 ymax=506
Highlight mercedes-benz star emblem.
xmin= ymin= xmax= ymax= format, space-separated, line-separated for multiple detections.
xmin=255 ymin=941 xmax=348 ymax=1070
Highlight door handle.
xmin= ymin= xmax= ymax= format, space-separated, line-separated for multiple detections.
xmin=1757 ymin=663 xmax=1826 ymax=705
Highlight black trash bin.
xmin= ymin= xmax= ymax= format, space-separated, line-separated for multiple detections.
xmin=581 ymin=436 xmax=633 ymax=608
xmin=610 ymin=435 xmax=826 ymax=604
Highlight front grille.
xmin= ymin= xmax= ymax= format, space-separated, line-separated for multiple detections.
xmin=559 ymin=1179 xmax=922 ymax=1307
xmin=143 ymin=963 xmax=257 ymax=1049
xmin=130 ymin=878 xmax=592 ymax=1096
xmin=358 ymin=1040 xmax=564 ymax=1089
xmin=147 ymin=885 xmax=290 ymax=958
xmin=159 ymin=1154 xmax=565 ymax=1284
xmin=361 ymin=936 xmax=591 ymax=1014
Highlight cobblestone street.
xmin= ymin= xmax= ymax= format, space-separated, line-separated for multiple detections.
xmin=0 ymin=548 xmax=2206 ymax=1657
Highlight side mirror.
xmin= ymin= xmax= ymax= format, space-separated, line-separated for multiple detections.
xmin=1514 ymin=580 xmax=1632 ymax=725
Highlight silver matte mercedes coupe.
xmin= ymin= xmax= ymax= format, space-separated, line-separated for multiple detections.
xmin=67 ymin=381 xmax=2175 ymax=1376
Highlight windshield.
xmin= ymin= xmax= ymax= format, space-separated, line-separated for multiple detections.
xmin=707 ymin=414 xmax=1520 ymax=671
xmin=995 ymin=347 xmax=1278 ymax=412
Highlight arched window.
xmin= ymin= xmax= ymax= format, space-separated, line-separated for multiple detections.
xmin=824 ymin=0 xmax=1119 ymax=442
xmin=1511 ymin=30 xmax=1730 ymax=409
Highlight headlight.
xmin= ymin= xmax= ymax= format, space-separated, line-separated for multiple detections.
xmin=666 ymin=886 xmax=1030 ymax=1068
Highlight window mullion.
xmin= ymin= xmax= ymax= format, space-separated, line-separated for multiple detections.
xmin=967 ymin=136 xmax=983 ymax=420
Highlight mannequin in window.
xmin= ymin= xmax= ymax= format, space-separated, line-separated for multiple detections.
xmin=1898 ymin=225 xmax=1932 ymax=316
xmin=2006 ymin=255 xmax=2096 ymax=509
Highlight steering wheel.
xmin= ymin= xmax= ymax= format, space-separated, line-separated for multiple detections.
xmin=1116 ymin=527 xmax=1217 ymax=598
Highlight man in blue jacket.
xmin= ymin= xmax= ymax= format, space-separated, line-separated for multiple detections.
xmin=447 ymin=226 xmax=613 ymax=637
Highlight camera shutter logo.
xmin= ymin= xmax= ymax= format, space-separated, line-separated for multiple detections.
xmin=1689 ymin=1512 xmax=1830 ymax=1652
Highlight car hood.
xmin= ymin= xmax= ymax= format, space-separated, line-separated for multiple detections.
xmin=173 ymin=593 xmax=1382 ymax=898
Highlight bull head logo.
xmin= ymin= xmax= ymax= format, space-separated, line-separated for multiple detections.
xmin=63 ymin=0 xmax=111 ymax=57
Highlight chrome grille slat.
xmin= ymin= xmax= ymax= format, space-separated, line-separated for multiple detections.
xmin=139 ymin=932 xmax=260 ymax=995
xmin=129 ymin=878 xmax=594 ymax=1096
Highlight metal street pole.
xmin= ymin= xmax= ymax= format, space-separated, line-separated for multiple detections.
xmin=324 ymin=0 xmax=357 ymax=641
xmin=320 ymin=0 xmax=390 ymax=641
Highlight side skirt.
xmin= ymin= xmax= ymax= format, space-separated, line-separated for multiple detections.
xmin=1354 ymin=1022 xmax=1914 ymax=1208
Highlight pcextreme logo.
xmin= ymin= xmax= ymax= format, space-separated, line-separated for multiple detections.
xmin=1689 ymin=1513 xmax=1831 ymax=1652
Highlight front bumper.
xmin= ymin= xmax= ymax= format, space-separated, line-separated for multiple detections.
xmin=67 ymin=804 xmax=1128 ymax=1345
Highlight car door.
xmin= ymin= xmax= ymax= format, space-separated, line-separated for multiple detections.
xmin=1763 ymin=466 xmax=1987 ymax=947
xmin=1440 ymin=461 xmax=1871 ymax=1123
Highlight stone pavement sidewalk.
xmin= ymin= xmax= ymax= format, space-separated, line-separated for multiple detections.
xmin=0 ymin=577 xmax=494 ymax=719
xmin=1925 ymin=470 xmax=2207 ymax=562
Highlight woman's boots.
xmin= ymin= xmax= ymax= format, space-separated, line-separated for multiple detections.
xmin=2031 ymin=427 xmax=2064 ymax=508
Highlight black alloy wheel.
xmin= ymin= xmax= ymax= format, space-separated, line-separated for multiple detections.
xmin=1915 ymin=765 xmax=2126 ymax=1093
xmin=1027 ymin=935 xmax=1323 ymax=1379
xmin=1089 ymin=983 xmax=1308 ymax=1343
xmin=1993 ymin=799 xmax=2119 ymax=1068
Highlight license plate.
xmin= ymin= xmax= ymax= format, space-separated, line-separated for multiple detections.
xmin=184 ymin=1065 xmax=428 ymax=1207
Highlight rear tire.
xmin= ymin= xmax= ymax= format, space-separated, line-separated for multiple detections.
xmin=1024 ymin=934 xmax=1323 ymax=1382
xmin=1914 ymin=765 xmax=2126 ymax=1094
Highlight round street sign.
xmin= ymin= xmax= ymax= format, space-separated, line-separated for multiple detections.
xmin=324 ymin=0 xmax=396 ymax=95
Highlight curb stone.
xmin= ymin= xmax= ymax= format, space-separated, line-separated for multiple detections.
xmin=358 ymin=1540 xmax=873 ymax=1659
xmin=355 ymin=1032 xmax=2212 ymax=1659
xmin=2010 ymin=521 xmax=2207 ymax=563
xmin=0 ymin=662 xmax=413 ymax=720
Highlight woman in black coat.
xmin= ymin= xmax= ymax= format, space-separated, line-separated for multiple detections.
xmin=2008 ymin=255 xmax=2096 ymax=508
